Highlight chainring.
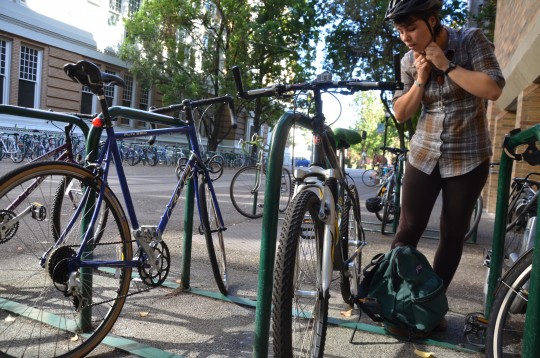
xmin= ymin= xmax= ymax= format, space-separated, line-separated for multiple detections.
xmin=0 ymin=210 xmax=18 ymax=244
xmin=138 ymin=240 xmax=171 ymax=287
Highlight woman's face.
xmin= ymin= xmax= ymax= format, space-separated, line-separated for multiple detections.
xmin=395 ymin=18 xmax=432 ymax=53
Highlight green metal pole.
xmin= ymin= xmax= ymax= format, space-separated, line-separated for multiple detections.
xmin=80 ymin=124 xmax=102 ymax=330
xmin=253 ymin=111 xmax=311 ymax=357
xmin=484 ymin=153 xmax=512 ymax=317
xmin=523 ymin=224 xmax=540 ymax=357
xmin=520 ymin=126 xmax=540 ymax=357
xmin=181 ymin=178 xmax=195 ymax=290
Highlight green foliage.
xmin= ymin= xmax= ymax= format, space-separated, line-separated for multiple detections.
xmin=345 ymin=91 xmax=400 ymax=164
xmin=468 ymin=0 xmax=496 ymax=41
xmin=119 ymin=0 xmax=324 ymax=150
xmin=323 ymin=0 xmax=468 ymax=80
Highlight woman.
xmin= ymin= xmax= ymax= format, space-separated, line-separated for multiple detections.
xmin=386 ymin=0 xmax=505 ymax=291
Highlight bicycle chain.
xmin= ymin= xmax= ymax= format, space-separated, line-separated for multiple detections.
xmin=61 ymin=239 xmax=161 ymax=309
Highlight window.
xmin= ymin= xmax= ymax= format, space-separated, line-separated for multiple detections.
xmin=139 ymin=86 xmax=150 ymax=110
xmin=104 ymin=69 xmax=117 ymax=107
xmin=122 ymin=75 xmax=134 ymax=107
xmin=118 ymin=74 xmax=134 ymax=126
xmin=0 ymin=38 xmax=11 ymax=104
xmin=135 ymin=86 xmax=151 ymax=128
xmin=80 ymin=85 xmax=94 ymax=114
xmin=109 ymin=0 xmax=121 ymax=13
xmin=128 ymin=0 xmax=140 ymax=16
xmin=18 ymin=45 xmax=41 ymax=108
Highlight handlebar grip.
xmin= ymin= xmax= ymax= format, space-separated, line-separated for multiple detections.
xmin=231 ymin=66 xmax=245 ymax=98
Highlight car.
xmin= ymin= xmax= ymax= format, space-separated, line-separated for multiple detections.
xmin=294 ymin=157 xmax=310 ymax=167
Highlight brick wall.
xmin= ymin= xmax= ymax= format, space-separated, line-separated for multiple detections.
xmin=483 ymin=1 xmax=540 ymax=213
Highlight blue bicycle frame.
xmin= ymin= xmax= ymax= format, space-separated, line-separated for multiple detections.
xmin=56 ymin=102 xmax=230 ymax=270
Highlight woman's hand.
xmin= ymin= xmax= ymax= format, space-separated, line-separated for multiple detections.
xmin=413 ymin=52 xmax=431 ymax=83
xmin=423 ymin=42 xmax=449 ymax=72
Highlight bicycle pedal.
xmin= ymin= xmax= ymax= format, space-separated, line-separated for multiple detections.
xmin=131 ymin=277 xmax=145 ymax=291
xmin=463 ymin=312 xmax=488 ymax=348
xmin=31 ymin=202 xmax=46 ymax=221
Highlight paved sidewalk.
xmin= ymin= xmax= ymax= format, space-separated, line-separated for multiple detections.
xmin=84 ymin=191 xmax=494 ymax=357
xmin=0 ymin=163 xmax=495 ymax=357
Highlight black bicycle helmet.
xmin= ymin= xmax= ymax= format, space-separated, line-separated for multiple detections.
xmin=385 ymin=0 xmax=442 ymax=21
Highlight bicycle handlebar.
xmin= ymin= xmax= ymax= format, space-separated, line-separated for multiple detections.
xmin=232 ymin=54 xmax=403 ymax=100
xmin=151 ymin=95 xmax=238 ymax=129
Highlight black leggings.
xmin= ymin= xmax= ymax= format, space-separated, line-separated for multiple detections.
xmin=391 ymin=160 xmax=489 ymax=289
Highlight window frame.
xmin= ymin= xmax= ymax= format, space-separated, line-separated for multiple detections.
xmin=18 ymin=44 xmax=42 ymax=108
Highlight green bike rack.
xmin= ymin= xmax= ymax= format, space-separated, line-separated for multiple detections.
xmin=253 ymin=110 xmax=312 ymax=357
xmin=484 ymin=124 xmax=540 ymax=357
xmin=0 ymin=104 xmax=90 ymax=137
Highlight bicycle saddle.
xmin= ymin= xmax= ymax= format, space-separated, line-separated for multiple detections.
xmin=333 ymin=128 xmax=363 ymax=149
xmin=64 ymin=60 xmax=125 ymax=90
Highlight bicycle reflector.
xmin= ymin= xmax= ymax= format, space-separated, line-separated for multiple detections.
xmin=92 ymin=117 xmax=103 ymax=127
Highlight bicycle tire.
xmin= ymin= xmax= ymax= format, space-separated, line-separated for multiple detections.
xmin=229 ymin=165 xmax=265 ymax=218
xmin=11 ymin=146 xmax=26 ymax=163
xmin=0 ymin=161 xmax=132 ymax=357
xmin=50 ymin=176 xmax=110 ymax=244
xmin=485 ymin=249 xmax=532 ymax=358
xmin=128 ymin=150 xmax=140 ymax=166
xmin=362 ymin=169 xmax=378 ymax=187
xmin=279 ymin=167 xmax=292 ymax=213
xmin=148 ymin=151 xmax=158 ymax=166
xmin=272 ymin=190 xmax=328 ymax=357
xmin=339 ymin=184 xmax=363 ymax=305
xmin=208 ymin=155 xmax=225 ymax=181
xmin=464 ymin=196 xmax=483 ymax=241
xmin=198 ymin=178 xmax=228 ymax=295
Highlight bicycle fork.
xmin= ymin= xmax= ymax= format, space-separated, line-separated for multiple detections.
xmin=295 ymin=167 xmax=337 ymax=300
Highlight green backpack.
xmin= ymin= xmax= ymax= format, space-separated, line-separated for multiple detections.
xmin=359 ymin=246 xmax=448 ymax=336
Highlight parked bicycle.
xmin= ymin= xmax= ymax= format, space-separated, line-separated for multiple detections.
xmin=229 ymin=133 xmax=292 ymax=218
xmin=365 ymin=146 xmax=406 ymax=234
xmin=483 ymin=171 xmax=538 ymax=297
xmin=361 ymin=162 xmax=392 ymax=187
xmin=0 ymin=132 xmax=26 ymax=163
xmin=484 ymin=126 xmax=540 ymax=357
xmin=233 ymin=59 xmax=402 ymax=357
xmin=0 ymin=60 xmax=237 ymax=357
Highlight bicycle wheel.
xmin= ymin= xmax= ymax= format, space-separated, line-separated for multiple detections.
xmin=279 ymin=167 xmax=292 ymax=213
xmin=198 ymin=178 xmax=228 ymax=295
xmin=272 ymin=190 xmax=328 ymax=357
xmin=128 ymin=150 xmax=140 ymax=166
xmin=339 ymin=184 xmax=363 ymax=305
xmin=362 ymin=169 xmax=378 ymax=187
xmin=381 ymin=181 xmax=395 ymax=234
xmin=485 ymin=249 xmax=532 ymax=358
xmin=0 ymin=161 xmax=132 ymax=357
xmin=229 ymin=165 xmax=265 ymax=218
xmin=50 ymin=176 xmax=110 ymax=244
xmin=11 ymin=145 xmax=26 ymax=163
xmin=208 ymin=155 xmax=224 ymax=181
xmin=464 ymin=196 xmax=483 ymax=241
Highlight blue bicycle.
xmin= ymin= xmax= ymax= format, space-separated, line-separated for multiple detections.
xmin=0 ymin=60 xmax=236 ymax=357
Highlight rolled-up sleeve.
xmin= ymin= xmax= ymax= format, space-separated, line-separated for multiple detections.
xmin=467 ymin=29 xmax=506 ymax=89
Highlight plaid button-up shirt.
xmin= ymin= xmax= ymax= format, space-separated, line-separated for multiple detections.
xmin=394 ymin=27 xmax=505 ymax=178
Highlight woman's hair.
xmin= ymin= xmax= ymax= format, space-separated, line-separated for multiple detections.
xmin=393 ymin=9 xmax=443 ymax=39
